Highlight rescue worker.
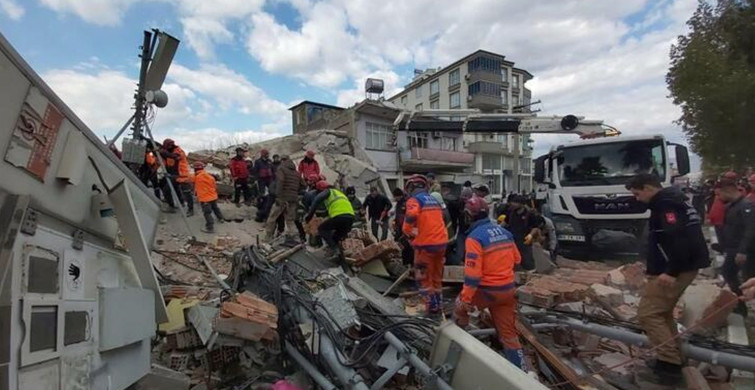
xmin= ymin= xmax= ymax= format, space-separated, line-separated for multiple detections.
xmin=402 ymin=174 xmax=449 ymax=317
xmin=230 ymin=147 xmax=252 ymax=207
xmin=392 ymin=187 xmax=414 ymax=266
xmin=453 ymin=196 xmax=525 ymax=370
xmin=298 ymin=150 xmax=320 ymax=179
xmin=193 ymin=162 xmax=224 ymax=233
xmin=345 ymin=187 xmax=366 ymax=227
xmin=265 ymin=155 xmax=303 ymax=241
xmin=426 ymin=172 xmax=441 ymax=194
xmin=303 ymin=174 xmax=328 ymax=246
xmin=139 ymin=144 xmax=161 ymax=200
xmin=502 ymin=195 xmax=539 ymax=271
xmin=161 ymin=138 xmax=194 ymax=216
xmin=363 ymin=186 xmax=392 ymax=241
xmin=716 ymin=174 xmax=755 ymax=297
xmin=626 ymin=174 xmax=709 ymax=386
xmin=253 ymin=149 xmax=275 ymax=195
xmin=272 ymin=154 xmax=281 ymax=171
xmin=305 ymin=180 xmax=355 ymax=257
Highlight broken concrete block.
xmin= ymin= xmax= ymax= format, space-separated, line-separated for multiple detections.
xmin=556 ymin=257 xmax=613 ymax=271
xmin=609 ymin=262 xmax=646 ymax=290
xmin=682 ymin=366 xmax=713 ymax=390
xmin=341 ymin=238 xmax=365 ymax=258
xmin=525 ymin=275 xmax=590 ymax=303
xmin=304 ymin=217 xmax=323 ymax=235
xmin=681 ymin=284 xmax=738 ymax=334
xmin=593 ymin=352 xmax=635 ymax=378
xmin=134 ymin=364 xmax=191 ymax=390
xmin=516 ymin=285 xmax=557 ymax=307
xmin=614 ymin=304 xmax=637 ymax=321
xmin=590 ymin=284 xmax=624 ymax=306
xmin=354 ymin=240 xmax=400 ymax=266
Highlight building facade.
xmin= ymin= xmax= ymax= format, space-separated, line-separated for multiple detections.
xmin=387 ymin=50 xmax=535 ymax=195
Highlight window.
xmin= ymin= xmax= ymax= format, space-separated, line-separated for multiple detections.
xmin=450 ymin=92 xmax=461 ymax=109
xmin=410 ymin=133 xmax=429 ymax=149
xmin=441 ymin=137 xmax=456 ymax=151
xmin=415 ymin=85 xmax=423 ymax=98
xmin=400 ymin=95 xmax=407 ymax=105
xmin=501 ymin=90 xmax=508 ymax=105
xmin=502 ymin=68 xmax=508 ymax=82
xmin=295 ymin=110 xmax=302 ymax=125
xmin=482 ymin=154 xmax=502 ymax=170
xmin=449 ymin=69 xmax=460 ymax=86
xmin=556 ymin=139 xmax=666 ymax=186
xmin=430 ymin=100 xmax=439 ymax=109
xmin=512 ymin=75 xmax=520 ymax=89
xmin=430 ymin=80 xmax=439 ymax=95
xmin=415 ymin=103 xmax=423 ymax=111
xmin=488 ymin=175 xmax=502 ymax=195
xmin=468 ymin=56 xmax=502 ymax=74
xmin=365 ymin=122 xmax=392 ymax=151
xmin=513 ymin=95 xmax=520 ymax=106
xmin=468 ymin=81 xmax=501 ymax=97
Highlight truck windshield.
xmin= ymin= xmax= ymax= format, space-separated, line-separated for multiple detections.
xmin=556 ymin=139 xmax=665 ymax=186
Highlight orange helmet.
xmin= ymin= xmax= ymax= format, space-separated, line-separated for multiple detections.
xmin=316 ymin=180 xmax=330 ymax=192
xmin=404 ymin=174 xmax=427 ymax=191
xmin=193 ymin=161 xmax=205 ymax=170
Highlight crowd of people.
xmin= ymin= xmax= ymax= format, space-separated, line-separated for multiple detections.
xmin=133 ymin=139 xmax=755 ymax=382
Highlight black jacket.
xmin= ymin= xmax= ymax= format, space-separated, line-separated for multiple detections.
xmin=722 ymin=197 xmax=755 ymax=256
xmin=363 ymin=193 xmax=392 ymax=220
xmin=646 ymin=187 xmax=710 ymax=276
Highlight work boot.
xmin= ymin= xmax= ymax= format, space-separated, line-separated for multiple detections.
xmin=636 ymin=360 xmax=683 ymax=387
xmin=201 ymin=226 xmax=215 ymax=233
xmin=216 ymin=218 xmax=225 ymax=224
xmin=186 ymin=209 xmax=195 ymax=217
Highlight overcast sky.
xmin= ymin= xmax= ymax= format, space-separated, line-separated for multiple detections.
xmin=0 ymin=0 xmax=700 ymax=169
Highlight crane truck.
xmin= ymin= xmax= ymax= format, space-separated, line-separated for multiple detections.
xmin=394 ymin=110 xmax=691 ymax=259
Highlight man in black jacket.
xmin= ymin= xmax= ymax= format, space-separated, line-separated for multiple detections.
xmin=362 ymin=186 xmax=392 ymax=241
xmin=717 ymin=176 xmax=755 ymax=295
xmin=626 ymin=174 xmax=710 ymax=386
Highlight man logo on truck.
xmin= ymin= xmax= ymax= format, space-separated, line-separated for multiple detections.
xmin=594 ymin=202 xmax=631 ymax=211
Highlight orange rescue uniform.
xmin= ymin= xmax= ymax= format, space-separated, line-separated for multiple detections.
xmin=457 ymin=218 xmax=522 ymax=352
xmin=194 ymin=171 xmax=218 ymax=203
xmin=402 ymin=190 xmax=448 ymax=313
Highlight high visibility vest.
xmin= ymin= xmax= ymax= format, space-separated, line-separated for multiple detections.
xmin=324 ymin=188 xmax=355 ymax=218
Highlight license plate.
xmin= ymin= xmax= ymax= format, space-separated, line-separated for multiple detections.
xmin=558 ymin=234 xmax=586 ymax=242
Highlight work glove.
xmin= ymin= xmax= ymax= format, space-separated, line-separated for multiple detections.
xmin=453 ymin=297 xmax=472 ymax=328
xmin=524 ymin=234 xmax=533 ymax=246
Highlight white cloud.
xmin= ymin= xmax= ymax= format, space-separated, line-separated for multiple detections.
xmin=0 ymin=0 xmax=24 ymax=19
xmin=175 ymin=0 xmax=264 ymax=59
xmin=39 ymin=0 xmax=139 ymax=25
xmin=168 ymin=63 xmax=288 ymax=116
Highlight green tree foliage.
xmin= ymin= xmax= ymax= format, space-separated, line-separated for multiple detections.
xmin=667 ymin=0 xmax=755 ymax=172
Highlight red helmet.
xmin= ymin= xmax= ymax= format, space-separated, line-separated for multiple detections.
xmin=306 ymin=173 xmax=320 ymax=185
xmin=260 ymin=149 xmax=269 ymax=157
xmin=193 ymin=161 xmax=205 ymax=170
xmin=306 ymin=150 xmax=315 ymax=158
xmin=404 ymin=174 xmax=427 ymax=191
xmin=163 ymin=138 xmax=175 ymax=149
xmin=464 ymin=196 xmax=489 ymax=219
xmin=316 ymin=180 xmax=330 ymax=192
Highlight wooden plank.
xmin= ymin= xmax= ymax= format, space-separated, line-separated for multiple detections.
xmin=682 ymin=367 xmax=712 ymax=390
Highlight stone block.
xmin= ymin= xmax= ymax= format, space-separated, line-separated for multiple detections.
xmin=354 ymin=240 xmax=400 ymax=266
xmin=681 ymin=284 xmax=738 ymax=334
xmin=341 ymin=238 xmax=365 ymax=258
xmin=682 ymin=366 xmax=712 ymax=390
xmin=590 ymin=284 xmax=624 ymax=306
xmin=516 ymin=285 xmax=557 ymax=307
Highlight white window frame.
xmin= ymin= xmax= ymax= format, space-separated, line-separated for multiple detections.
xmin=449 ymin=69 xmax=460 ymax=86
xmin=365 ymin=122 xmax=393 ymax=151
xmin=512 ymin=75 xmax=519 ymax=89
xmin=450 ymin=92 xmax=461 ymax=109
xmin=430 ymin=80 xmax=439 ymax=95
xmin=415 ymin=103 xmax=423 ymax=111
xmin=430 ymin=100 xmax=439 ymax=109
xmin=415 ymin=85 xmax=423 ymax=98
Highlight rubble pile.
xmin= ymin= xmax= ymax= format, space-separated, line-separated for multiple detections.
xmin=187 ymin=130 xmax=387 ymax=197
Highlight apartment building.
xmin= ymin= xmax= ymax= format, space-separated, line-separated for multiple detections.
xmin=388 ymin=50 xmax=535 ymax=194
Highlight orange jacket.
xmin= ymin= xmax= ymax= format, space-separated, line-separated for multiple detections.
xmin=460 ymin=219 xmax=521 ymax=303
xmin=194 ymin=171 xmax=218 ymax=203
xmin=402 ymin=190 xmax=448 ymax=251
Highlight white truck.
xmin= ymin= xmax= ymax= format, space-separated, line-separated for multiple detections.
xmin=533 ymin=135 xmax=691 ymax=259
xmin=0 ymin=31 xmax=169 ymax=389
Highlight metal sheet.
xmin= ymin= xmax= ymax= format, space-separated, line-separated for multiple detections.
xmin=99 ymin=288 xmax=155 ymax=352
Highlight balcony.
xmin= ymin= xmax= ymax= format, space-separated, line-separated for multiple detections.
xmin=468 ymin=94 xmax=503 ymax=111
xmin=466 ymin=141 xmax=513 ymax=155
xmin=400 ymin=147 xmax=474 ymax=171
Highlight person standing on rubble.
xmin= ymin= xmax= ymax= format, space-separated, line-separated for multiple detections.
xmin=501 ymin=195 xmax=539 ymax=271
xmin=139 ymin=143 xmax=161 ymax=200
xmin=253 ymin=149 xmax=275 ymax=195
xmin=230 ymin=147 xmax=252 ymax=207
xmin=363 ymin=186 xmax=392 ymax=241
xmin=305 ymin=180 xmax=355 ymax=257
xmin=161 ymin=138 xmax=194 ymax=216
xmin=345 ymin=186 xmax=366 ymax=227
xmin=193 ymin=162 xmax=225 ymax=233
xmin=626 ymin=173 xmax=709 ymax=387
xmin=392 ymin=187 xmax=414 ymax=266
xmin=298 ymin=150 xmax=320 ymax=179
xmin=454 ymin=196 xmax=526 ymax=370
xmin=402 ymin=174 xmax=448 ymax=317
xmin=265 ymin=155 xmax=303 ymax=241
xmin=716 ymin=173 xmax=755 ymax=298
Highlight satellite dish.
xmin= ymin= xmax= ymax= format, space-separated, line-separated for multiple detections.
xmin=146 ymin=90 xmax=169 ymax=108
xmin=560 ymin=115 xmax=579 ymax=131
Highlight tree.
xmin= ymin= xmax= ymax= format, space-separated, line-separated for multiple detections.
xmin=667 ymin=0 xmax=755 ymax=173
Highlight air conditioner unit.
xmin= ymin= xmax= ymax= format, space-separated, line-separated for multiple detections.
xmin=467 ymin=95 xmax=473 ymax=101
xmin=432 ymin=131 xmax=443 ymax=138
xmin=465 ymin=74 xmax=471 ymax=80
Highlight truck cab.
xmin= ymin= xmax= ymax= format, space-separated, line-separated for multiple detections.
xmin=534 ymin=135 xmax=690 ymax=259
